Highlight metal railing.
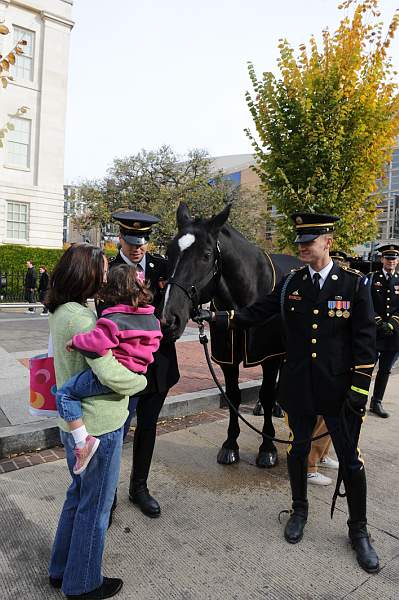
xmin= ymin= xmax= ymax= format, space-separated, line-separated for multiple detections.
xmin=0 ymin=270 xmax=30 ymax=302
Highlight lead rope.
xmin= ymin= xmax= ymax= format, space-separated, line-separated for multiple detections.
xmin=197 ymin=321 xmax=333 ymax=446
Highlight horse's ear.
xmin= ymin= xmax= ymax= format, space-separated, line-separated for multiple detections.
xmin=176 ymin=202 xmax=192 ymax=230
xmin=208 ymin=203 xmax=231 ymax=232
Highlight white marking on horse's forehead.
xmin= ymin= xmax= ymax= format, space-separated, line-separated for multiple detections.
xmin=178 ymin=233 xmax=195 ymax=252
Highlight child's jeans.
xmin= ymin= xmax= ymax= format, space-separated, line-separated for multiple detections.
xmin=56 ymin=368 xmax=112 ymax=422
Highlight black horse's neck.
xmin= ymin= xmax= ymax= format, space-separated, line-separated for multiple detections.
xmin=213 ymin=225 xmax=274 ymax=310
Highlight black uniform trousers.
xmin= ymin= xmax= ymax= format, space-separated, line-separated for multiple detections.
xmin=286 ymin=412 xmax=363 ymax=474
xmin=376 ymin=350 xmax=398 ymax=377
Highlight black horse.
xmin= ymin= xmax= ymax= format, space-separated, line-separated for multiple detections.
xmin=162 ymin=203 xmax=301 ymax=467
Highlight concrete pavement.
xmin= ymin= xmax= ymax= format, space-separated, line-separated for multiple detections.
xmin=0 ymin=381 xmax=398 ymax=599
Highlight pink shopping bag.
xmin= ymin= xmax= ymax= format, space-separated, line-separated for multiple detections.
xmin=29 ymin=354 xmax=58 ymax=417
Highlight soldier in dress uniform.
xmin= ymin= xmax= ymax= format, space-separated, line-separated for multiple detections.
xmin=195 ymin=212 xmax=379 ymax=573
xmin=104 ymin=210 xmax=180 ymax=518
xmin=368 ymin=244 xmax=399 ymax=418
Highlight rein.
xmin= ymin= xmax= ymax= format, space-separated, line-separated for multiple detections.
xmin=196 ymin=321 xmax=341 ymax=446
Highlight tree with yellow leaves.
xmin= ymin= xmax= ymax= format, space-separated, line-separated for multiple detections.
xmin=0 ymin=21 xmax=28 ymax=148
xmin=246 ymin=0 xmax=399 ymax=251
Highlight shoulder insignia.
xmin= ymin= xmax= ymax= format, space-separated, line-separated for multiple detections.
xmin=340 ymin=265 xmax=362 ymax=277
xmin=290 ymin=265 xmax=306 ymax=273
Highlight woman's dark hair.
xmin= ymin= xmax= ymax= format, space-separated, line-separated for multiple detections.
xmin=99 ymin=264 xmax=153 ymax=308
xmin=46 ymin=244 xmax=105 ymax=313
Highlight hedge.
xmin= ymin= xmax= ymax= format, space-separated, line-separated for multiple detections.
xmin=0 ymin=243 xmax=117 ymax=272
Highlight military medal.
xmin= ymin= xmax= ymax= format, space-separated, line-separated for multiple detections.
xmin=336 ymin=310 xmax=343 ymax=317
xmin=342 ymin=300 xmax=350 ymax=319
xmin=328 ymin=300 xmax=335 ymax=317
xmin=328 ymin=310 xmax=335 ymax=317
xmin=335 ymin=299 xmax=343 ymax=316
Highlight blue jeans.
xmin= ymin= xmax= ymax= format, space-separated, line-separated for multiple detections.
xmin=123 ymin=395 xmax=140 ymax=438
xmin=56 ymin=368 xmax=112 ymax=422
xmin=48 ymin=428 xmax=123 ymax=595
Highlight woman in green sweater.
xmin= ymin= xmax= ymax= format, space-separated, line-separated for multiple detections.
xmin=47 ymin=244 xmax=147 ymax=600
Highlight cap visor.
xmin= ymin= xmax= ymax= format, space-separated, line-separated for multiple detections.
xmin=294 ymin=233 xmax=319 ymax=243
xmin=122 ymin=234 xmax=149 ymax=246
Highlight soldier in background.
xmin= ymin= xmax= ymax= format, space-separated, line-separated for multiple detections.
xmin=368 ymin=244 xmax=399 ymax=418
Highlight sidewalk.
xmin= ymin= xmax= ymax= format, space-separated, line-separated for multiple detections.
xmin=0 ymin=313 xmax=262 ymax=457
xmin=0 ymin=378 xmax=398 ymax=599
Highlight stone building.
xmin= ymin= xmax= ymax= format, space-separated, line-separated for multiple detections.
xmin=0 ymin=0 xmax=73 ymax=248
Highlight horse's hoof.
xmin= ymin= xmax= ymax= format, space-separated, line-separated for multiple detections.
xmin=217 ymin=447 xmax=240 ymax=465
xmin=272 ymin=403 xmax=285 ymax=418
xmin=256 ymin=448 xmax=278 ymax=468
xmin=253 ymin=401 xmax=264 ymax=416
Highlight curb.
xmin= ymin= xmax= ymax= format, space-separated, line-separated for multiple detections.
xmin=0 ymin=380 xmax=261 ymax=458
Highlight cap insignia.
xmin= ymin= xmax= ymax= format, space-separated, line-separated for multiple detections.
xmin=295 ymin=216 xmax=303 ymax=225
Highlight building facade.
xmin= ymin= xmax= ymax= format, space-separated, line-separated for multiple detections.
xmin=0 ymin=0 xmax=73 ymax=248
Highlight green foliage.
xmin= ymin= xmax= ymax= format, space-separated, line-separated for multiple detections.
xmin=245 ymin=0 xmax=399 ymax=251
xmin=73 ymin=146 xmax=266 ymax=251
xmin=0 ymin=244 xmax=64 ymax=272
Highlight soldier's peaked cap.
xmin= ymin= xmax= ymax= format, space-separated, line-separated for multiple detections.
xmin=330 ymin=250 xmax=348 ymax=262
xmin=377 ymin=244 xmax=399 ymax=259
xmin=112 ymin=209 xmax=160 ymax=246
xmin=291 ymin=212 xmax=340 ymax=243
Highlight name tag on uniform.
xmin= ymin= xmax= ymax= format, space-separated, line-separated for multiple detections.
xmin=289 ymin=294 xmax=302 ymax=301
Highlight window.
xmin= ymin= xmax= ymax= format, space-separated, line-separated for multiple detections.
xmin=6 ymin=202 xmax=29 ymax=240
xmin=11 ymin=26 xmax=34 ymax=81
xmin=6 ymin=117 xmax=31 ymax=168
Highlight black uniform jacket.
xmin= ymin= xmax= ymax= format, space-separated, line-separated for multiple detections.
xmin=24 ymin=267 xmax=37 ymax=290
xmin=232 ymin=262 xmax=376 ymax=416
xmin=105 ymin=251 xmax=180 ymax=394
xmin=369 ymin=269 xmax=399 ymax=352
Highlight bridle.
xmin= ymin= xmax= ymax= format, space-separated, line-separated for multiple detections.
xmin=167 ymin=240 xmax=221 ymax=316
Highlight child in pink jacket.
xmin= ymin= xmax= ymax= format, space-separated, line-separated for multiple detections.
xmin=56 ymin=264 xmax=162 ymax=474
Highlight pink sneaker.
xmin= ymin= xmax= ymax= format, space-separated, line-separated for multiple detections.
xmin=73 ymin=435 xmax=100 ymax=475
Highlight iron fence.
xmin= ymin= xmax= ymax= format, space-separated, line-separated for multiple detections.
xmin=0 ymin=270 xmax=28 ymax=302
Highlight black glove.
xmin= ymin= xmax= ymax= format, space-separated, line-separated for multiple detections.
xmin=378 ymin=321 xmax=394 ymax=338
xmin=346 ymin=386 xmax=368 ymax=413
xmin=192 ymin=309 xmax=213 ymax=323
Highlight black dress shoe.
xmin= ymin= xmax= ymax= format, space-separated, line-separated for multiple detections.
xmin=284 ymin=513 xmax=307 ymax=544
xmin=129 ymin=486 xmax=161 ymax=518
xmin=350 ymin=535 xmax=380 ymax=573
xmin=370 ymin=401 xmax=390 ymax=418
xmin=49 ymin=576 xmax=63 ymax=589
xmin=66 ymin=577 xmax=123 ymax=599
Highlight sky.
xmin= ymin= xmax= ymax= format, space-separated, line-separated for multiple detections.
xmin=64 ymin=0 xmax=399 ymax=183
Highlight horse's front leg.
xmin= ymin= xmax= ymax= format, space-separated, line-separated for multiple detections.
xmin=256 ymin=357 xmax=281 ymax=468
xmin=217 ymin=363 xmax=241 ymax=465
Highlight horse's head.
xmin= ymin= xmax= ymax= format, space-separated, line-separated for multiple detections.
xmin=162 ymin=202 xmax=231 ymax=341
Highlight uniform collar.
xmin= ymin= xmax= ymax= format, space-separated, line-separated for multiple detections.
xmin=308 ymin=260 xmax=334 ymax=285
xmin=120 ymin=249 xmax=147 ymax=272
xmin=382 ymin=268 xmax=395 ymax=280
